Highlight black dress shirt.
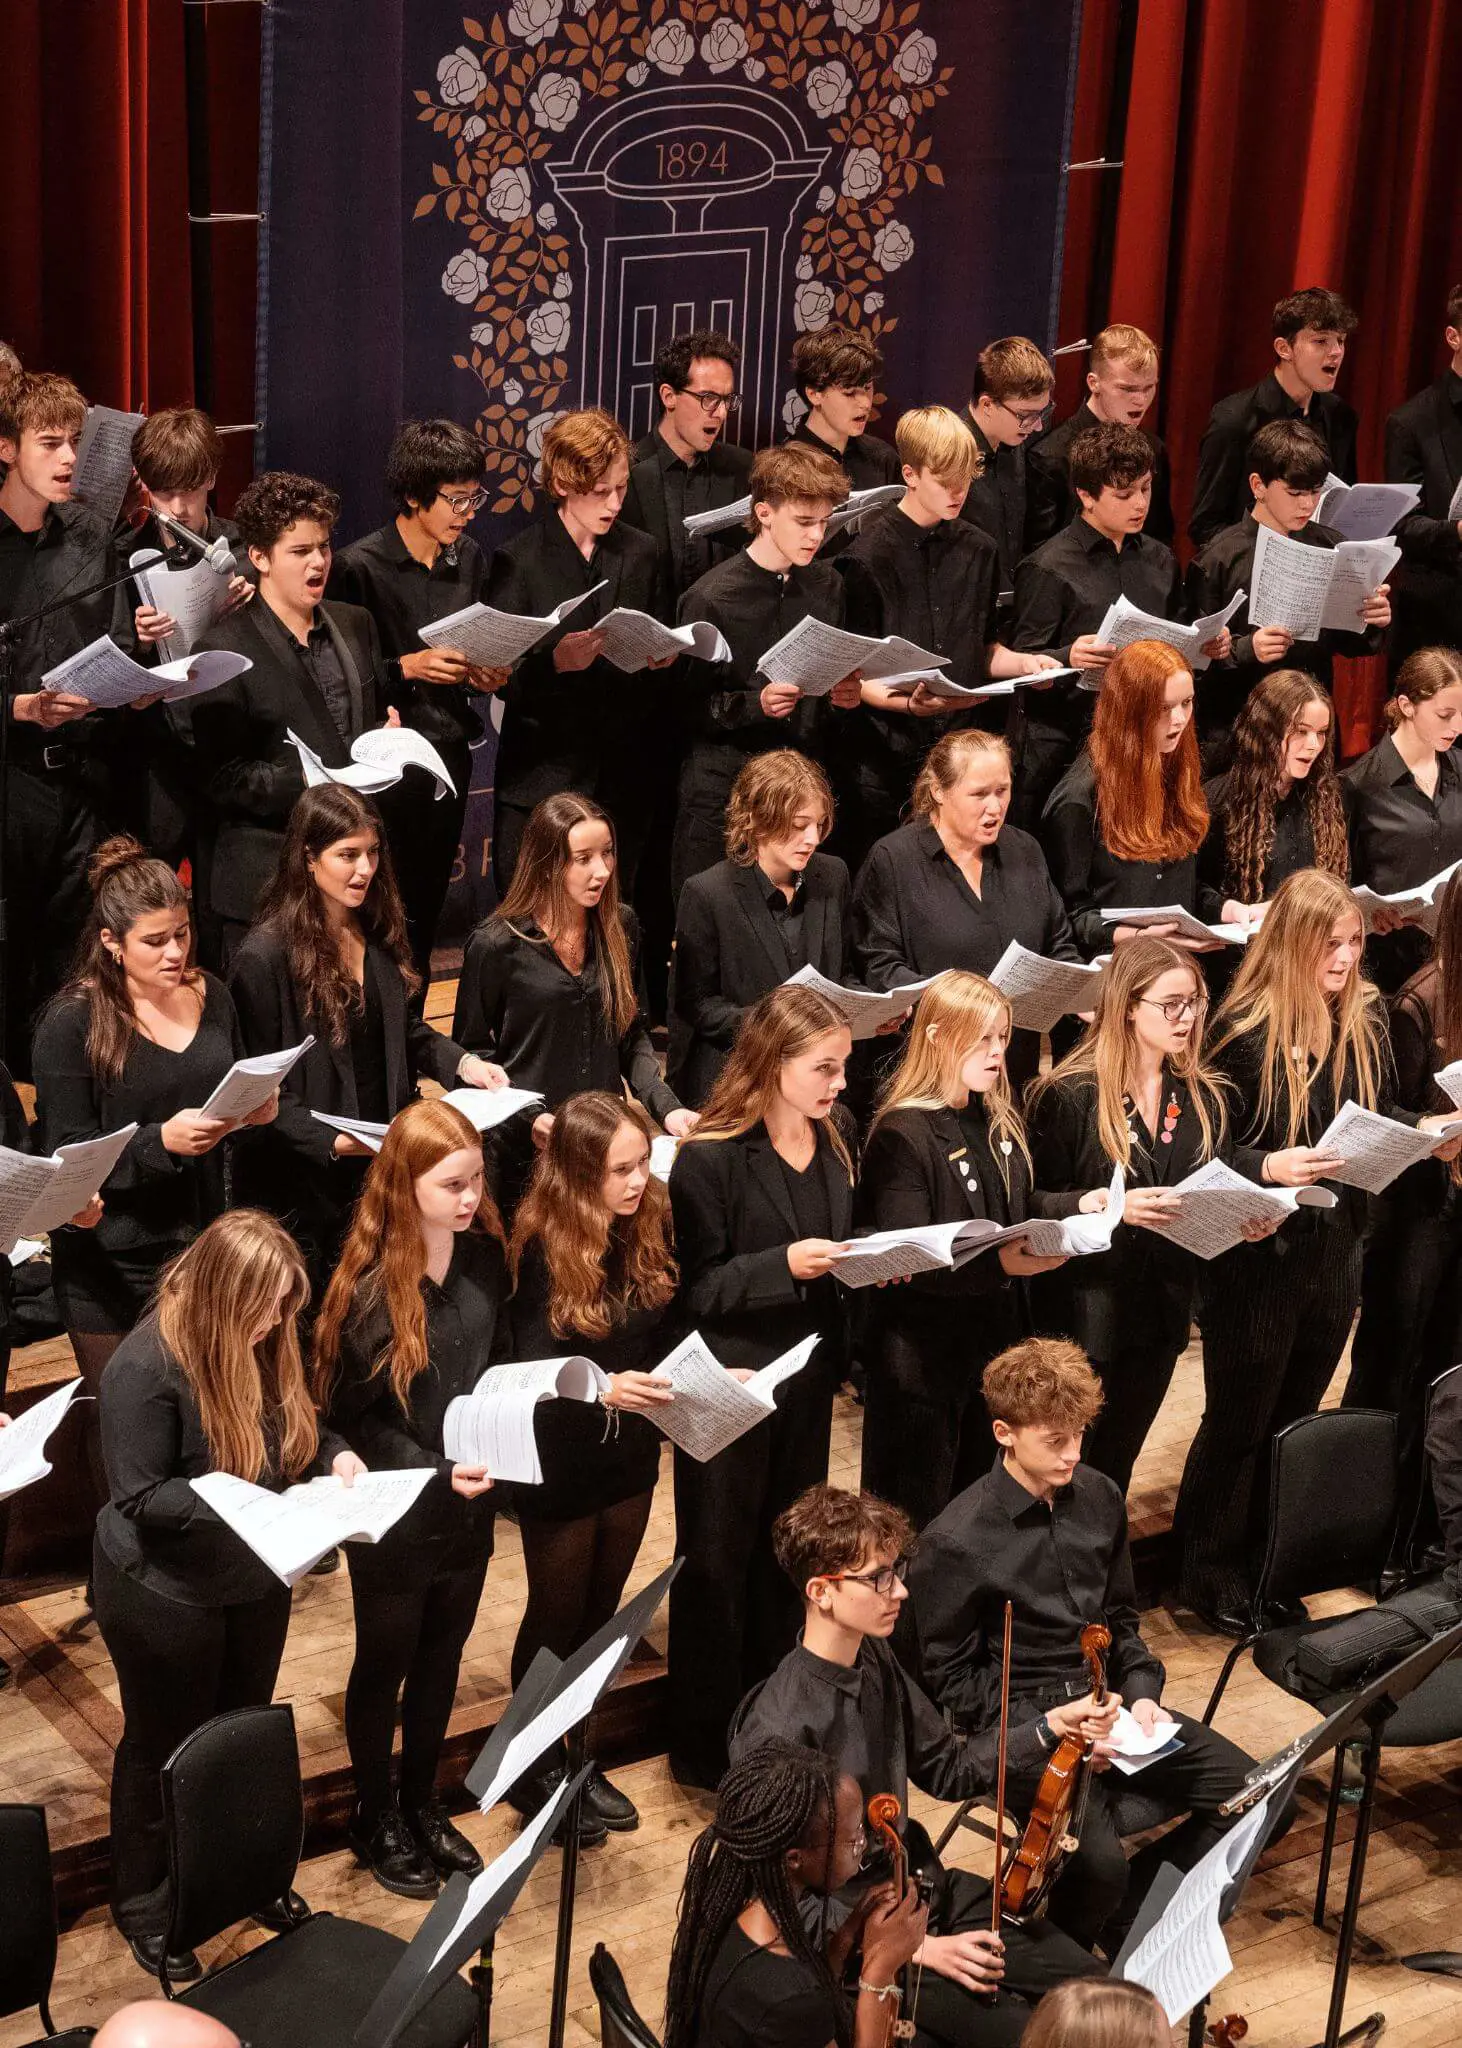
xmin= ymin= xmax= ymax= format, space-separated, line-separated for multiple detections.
xmin=696 ymin=1925 xmax=838 ymax=2048
xmin=622 ymin=428 xmax=753 ymax=598
xmin=1197 ymin=772 xmax=1323 ymax=919
xmin=853 ymin=819 xmax=1080 ymax=989
xmin=1189 ymin=371 xmax=1359 ymax=549
xmin=1344 ymin=734 xmax=1462 ymax=991
xmin=1385 ymin=373 xmax=1462 ymax=653
xmin=329 ymin=519 xmax=488 ymax=749
xmin=1028 ymin=401 xmax=1176 ymax=547
xmin=908 ymin=1456 xmax=1165 ymax=1733
xmin=786 ymin=418 xmax=902 ymax=495
xmin=1041 ymin=752 xmax=1201 ymax=954
xmin=679 ymin=549 xmax=847 ymax=763
xmin=958 ymin=417 xmax=1055 ymax=610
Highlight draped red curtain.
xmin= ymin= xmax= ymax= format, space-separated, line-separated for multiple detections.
xmin=1059 ymin=0 xmax=1462 ymax=754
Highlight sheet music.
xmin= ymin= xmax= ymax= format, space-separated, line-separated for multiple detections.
xmin=190 ymin=1468 xmax=435 ymax=1584
xmin=921 ymin=666 xmax=1080 ymax=700
xmin=428 ymin=1780 xmax=566 ymax=1971
xmin=831 ymin=1220 xmax=1019 ymax=1288
xmin=649 ymin=1134 xmax=679 ymax=1183
xmin=782 ymin=962 xmax=938 ymax=1038
xmin=287 ymin=727 xmax=456 ymax=802
xmin=438 ymin=1084 xmax=544 ymax=1132
xmin=1449 ymin=475 xmax=1462 ymax=523
xmin=1036 ymin=1163 xmax=1125 ymax=1256
xmin=1138 ymin=1158 xmax=1334 ymax=1261
xmin=595 ymin=607 xmax=731 ymax=671
xmin=1319 ymin=538 xmax=1401 ymax=631
xmin=1119 ymin=1795 xmax=1272 ymax=2022
xmin=474 ymin=1638 xmax=625 ymax=1815
xmin=650 ymin=1331 xmax=818 ymax=1462
xmin=8 ymin=1239 xmax=45 ymax=1267
xmin=417 ymin=583 xmax=606 ymax=667
xmin=442 ymin=1356 xmax=610 ymax=1485
xmin=1351 ymin=854 xmax=1462 ymax=935
xmin=822 ymin=482 xmax=906 ymax=536
xmin=0 ymin=1382 xmax=87 ymax=1505
xmin=1092 ymin=591 xmax=1242 ymax=672
xmin=1249 ymin=526 xmax=1340 ymax=638
xmin=1315 ymin=479 xmax=1420 ymax=541
xmin=198 ymin=1039 xmax=314 ymax=1121
xmin=1098 ymin=905 xmax=1249 ymax=947
xmin=0 ymin=1123 xmax=140 ymax=1256
xmin=310 ymin=1110 xmax=389 ymax=1153
xmin=757 ymin=615 xmax=950 ymax=695
xmin=1312 ymin=1099 xmax=1460 ymax=1195
xmin=42 ymin=634 xmax=250 ymax=709
xmin=130 ymin=548 xmax=234 ymax=660
xmin=988 ymin=940 xmax=1106 ymax=1034
xmin=1434 ymin=1061 xmax=1462 ymax=1110
xmin=1107 ymin=1706 xmax=1184 ymax=1776
xmin=72 ymin=405 xmax=144 ymax=528
xmin=683 ymin=493 xmax=752 ymax=539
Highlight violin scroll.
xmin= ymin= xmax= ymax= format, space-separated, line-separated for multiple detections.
xmin=1207 ymin=2017 xmax=1248 ymax=2046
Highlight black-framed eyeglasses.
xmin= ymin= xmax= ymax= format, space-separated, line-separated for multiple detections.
xmin=1137 ymin=994 xmax=1206 ymax=1023
xmin=683 ymin=388 xmax=741 ymax=416
xmin=439 ymin=487 xmax=488 ymax=514
xmin=826 ymin=1555 xmax=910 ymax=1597
xmin=999 ymin=398 xmax=1053 ymax=431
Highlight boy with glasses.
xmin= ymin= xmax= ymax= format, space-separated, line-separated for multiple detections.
xmin=732 ymin=1482 xmax=1102 ymax=2046
xmin=960 ymin=337 xmax=1061 ymax=638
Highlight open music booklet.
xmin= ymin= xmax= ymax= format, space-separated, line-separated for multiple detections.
xmin=757 ymin=615 xmax=951 ymax=695
xmin=417 ymin=582 xmax=607 ymax=668
xmin=988 ymin=940 xmax=1108 ymax=1034
xmin=1350 ymin=855 xmax=1462 ymax=935
xmin=190 ymin=1468 xmax=435 ymax=1585
xmin=1093 ymin=590 xmax=1244 ymax=671
xmin=199 ymin=1039 xmax=314 ymax=1122
xmin=648 ymin=1331 xmax=820 ymax=1462
xmin=594 ymin=608 xmax=730 ymax=670
xmin=0 ymin=1382 xmax=88 ymax=1505
xmin=1311 ymin=1099 xmax=1462 ymax=1197
xmin=0 ymin=1123 xmax=139 ymax=1259
xmin=443 ymin=1357 xmax=609 ymax=1485
xmin=782 ymin=963 xmax=940 ymax=1038
xmin=1250 ymin=525 xmax=1400 ymax=637
xmin=832 ymin=1166 xmax=1125 ymax=1286
xmin=130 ymin=547 xmax=235 ymax=659
xmin=1138 ymin=1157 xmax=1337 ymax=1261
xmin=289 ymin=726 xmax=457 ymax=801
xmin=42 ymin=635 xmax=252 ymax=710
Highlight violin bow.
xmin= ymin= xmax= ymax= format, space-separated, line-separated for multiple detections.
xmin=990 ymin=1599 xmax=1013 ymax=1933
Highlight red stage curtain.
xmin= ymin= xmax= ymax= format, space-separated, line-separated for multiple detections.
xmin=1060 ymin=0 xmax=1462 ymax=754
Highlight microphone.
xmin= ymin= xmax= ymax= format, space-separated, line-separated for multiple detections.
xmin=152 ymin=508 xmax=238 ymax=578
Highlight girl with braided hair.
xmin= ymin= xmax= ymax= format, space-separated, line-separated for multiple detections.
xmin=663 ymin=1738 xmax=925 ymax=2048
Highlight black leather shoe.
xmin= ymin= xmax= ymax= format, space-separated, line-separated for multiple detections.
xmin=582 ymin=1769 xmax=639 ymax=1832
xmin=407 ymin=1799 xmax=484 ymax=1877
xmin=550 ymin=1797 xmax=608 ymax=1850
xmin=1190 ymin=1602 xmax=1255 ymax=1641
xmin=309 ymin=1547 xmax=340 ymax=1575
xmin=349 ymin=1804 xmax=440 ymax=1899
xmin=254 ymin=1889 xmax=312 ymax=1932
xmin=126 ymin=1931 xmax=201 ymax=1982
xmin=504 ymin=1760 xmax=566 ymax=1818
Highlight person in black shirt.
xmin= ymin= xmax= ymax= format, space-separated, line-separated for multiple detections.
xmin=673 ymin=443 xmax=863 ymax=900
xmin=192 ymin=471 xmax=393 ymax=960
xmin=959 ymin=337 xmax=1060 ymax=635
xmin=93 ymin=1210 xmax=360 ymax=1975
xmin=620 ymin=327 xmax=753 ymax=603
xmin=1344 ymin=647 xmax=1462 ymax=992
xmin=484 ymin=407 xmax=668 ymax=894
xmin=785 ymin=328 xmax=901 ymax=518
xmin=314 ymin=1099 xmax=507 ymax=1898
xmin=330 ymin=419 xmax=508 ymax=983
xmin=663 ymin=1737 xmax=926 ymax=2048
xmin=0 ymin=371 xmax=146 ymax=1068
xmin=1029 ymin=325 xmax=1174 ymax=547
xmin=908 ymin=1341 xmax=1255 ymax=1955
xmin=228 ymin=785 xmax=503 ymax=1292
xmin=669 ymin=749 xmax=860 ymax=1107
xmin=733 ymin=1484 xmax=1102 ymax=2042
xmin=667 ymin=986 xmax=855 ymax=1789
xmin=503 ymin=1093 xmax=679 ymax=1842
xmin=1385 ymin=287 xmax=1462 ymax=665
xmin=1188 ymin=286 xmax=1359 ymax=548
xmin=1187 ymin=419 xmax=1390 ymax=753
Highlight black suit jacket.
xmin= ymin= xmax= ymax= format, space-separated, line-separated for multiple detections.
xmin=1386 ymin=376 xmax=1462 ymax=649
xmin=191 ymin=600 xmax=387 ymax=923
xmin=667 ymin=853 xmax=851 ymax=1106
xmin=1189 ymin=372 xmax=1358 ymax=548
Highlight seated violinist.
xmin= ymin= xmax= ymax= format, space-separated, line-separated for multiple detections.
xmin=907 ymin=1339 xmax=1254 ymax=1954
xmin=730 ymin=1485 xmax=1100 ymax=2048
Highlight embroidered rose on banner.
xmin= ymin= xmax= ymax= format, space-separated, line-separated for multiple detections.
xmin=526 ymin=410 xmax=562 ymax=459
xmin=436 ymin=46 xmax=485 ymax=105
xmin=831 ymin=0 xmax=880 ymax=26
xmin=471 ymin=322 xmax=496 ymax=347
xmin=525 ymin=301 xmax=572 ymax=357
xmin=461 ymin=115 xmax=486 ymax=144
xmin=805 ymin=60 xmax=851 ymax=120
xmin=793 ymin=279 xmax=836 ymax=332
xmin=645 ymin=20 xmax=694 ymax=75
xmin=700 ymin=19 xmax=749 ymax=73
xmin=530 ymin=71 xmax=581 ymax=132
xmin=443 ymin=249 xmax=492 ymax=304
xmin=502 ymin=378 xmax=525 ymax=407
xmin=841 ymin=148 xmax=884 ymax=203
xmin=505 ymin=0 xmax=562 ymax=44
xmin=485 ymin=165 xmax=532 ymax=224
xmin=783 ymin=389 xmax=809 ymax=433
xmin=872 ymin=221 xmax=914 ymax=272
xmin=893 ymin=31 xmax=938 ymax=87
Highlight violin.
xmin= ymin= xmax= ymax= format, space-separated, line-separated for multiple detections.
xmin=998 ymin=1618 xmax=1112 ymax=1922
xmin=866 ymin=1793 xmax=920 ymax=2043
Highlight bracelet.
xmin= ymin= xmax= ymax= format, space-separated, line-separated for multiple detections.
xmin=857 ymin=1980 xmax=900 ymax=2004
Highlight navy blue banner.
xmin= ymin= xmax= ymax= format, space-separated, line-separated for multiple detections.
xmin=259 ymin=0 xmax=1081 ymax=944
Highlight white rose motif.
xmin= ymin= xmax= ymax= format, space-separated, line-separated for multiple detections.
xmin=892 ymin=30 xmax=937 ymax=86
xmin=793 ymin=279 xmax=836 ymax=333
xmin=536 ymin=202 xmax=558 ymax=229
xmin=530 ymin=71 xmax=581 ymax=133
xmin=461 ymin=115 xmax=487 ymax=146
xmin=506 ymin=0 xmax=563 ymax=45
xmin=437 ymin=46 xmax=485 ymax=107
xmin=526 ymin=410 xmax=562 ymax=460
xmin=700 ymin=19 xmax=749 ymax=73
xmin=863 ymin=292 xmax=884 ymax=314
xmin=626 ymin=61 xmax=650 ymax=85
xmin=815 ymin=184 xmax=836 ymax=214
xmin=502 ymin=378 xmax=525 ymax=407
xmin=889 ymin=94 xmax=909 ymax=120
xmin=805 ymin=60 xmax=851 ymax=120
xmin=525 ymin=300 xmax=572 ymax=357
xmin=872 ymin=220 xmax=914 ymax=271
xmin=840 ymin=147 xmax=883 ymax=203
xmin=486 ymin=165 xmax=533 ymax=224
xmin=470 ymin=322 xmax=496 ymax=347
xmin=442 ymin=248 xmax=492 ymax=305
xmin=782 ymin=388 xmax=809 ymax=433
xmin=795 ymin=254 xmax=814 ymax=282
xmin=646 ymin=20 xmax=694 ymax=75
xmin=743 ymin=58 xmax=765 ymax=80
xmin=552 ymin=271 xmax=573 ymax=300
xmin=831 ymin=0 xmax=880 ymax=26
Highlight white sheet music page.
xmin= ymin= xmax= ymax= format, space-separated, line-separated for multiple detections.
xmin=1318 ymin=538 xmax=1400 ymax=631
xmin=1249 ymin=526 xmax=1335 ymax=639
xmin=782 ymin=962 xmax=938 ymax=1038
xmin=595 ymin=608 xmax=731 ymax=670
xmin=130 ymin=548 xmax=234 ymax=660
xmin=1312 ymin=1099 xmax=1458 ymax=1195
xmin=1118 ymin=1795 xmax=1272 ymax=2021
xmin=0 ymin=1382 xmax=87 ymax=1504
xmin=418 ymin=582 xmax=606 ymax=667
xmin=73 ymin=406 xmax=145 ymax=528
xmin=474 ymin=1638 xmax=626 ymax=1816
xmin=199 ymin=1040 xmax=314 ymax=1122
xmin=988 ymin=940 xmax=1106 ymax=1034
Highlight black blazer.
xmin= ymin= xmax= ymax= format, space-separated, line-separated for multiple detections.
xmin=668 ymin=1120 xmax=854 ymax=1376
xmin=667 ymin=853 xmax=851 ymax=1106
xmin=1385 ymin=377 xmax=1462 ymax=646
xmin=191 ymin=600 xmax=388 ymax=923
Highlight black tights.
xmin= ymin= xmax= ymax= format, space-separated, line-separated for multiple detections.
xmin=510 ymin=1492 xmax=653 ymax=1692
xmin=71 ymin=1329 xmax=127 ymax=1514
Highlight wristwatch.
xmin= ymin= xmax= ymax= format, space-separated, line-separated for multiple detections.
xmin=1034 ymin=1712 xmax=1057 ymax=1754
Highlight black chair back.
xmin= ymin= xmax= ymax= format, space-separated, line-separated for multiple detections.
xmin=162 ymin=1705 xmax=304 ymax=1961
xmin=589 ymin=1944 xmax=663 ymax=2048
xmin=0 ymin=1804 xmax=60 ymax=2027
xmin=1260 ymin=1408 xmax=1398 ymax=1607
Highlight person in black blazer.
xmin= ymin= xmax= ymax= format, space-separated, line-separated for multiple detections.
xmin=853 ymin=727 xmax=1081 ymax=1091
xmin=228 ymin=785 xmax=504 ymax=1292
xmin=503 ymin=1093 xmax=679 ymax=1843
xmin=314 ymin=1099 xmax=508 ymax=1898
xmin=1385 ymin=297 xmax=1462 ymax=665
xmin=93 ymin=1210 xmax=360 ymax=1976
xmin=191 ymin=470 xmax=392 ymax=962
xmin=485 ymin=408 xmax=668 ymax=895
xmin=858 ymin=972 xmax=1104 ymax=1528
xmin=666 ymin=984 xmax=855 ymax=1789
xmin=669 ymin=750 xmax=854 ymax=1106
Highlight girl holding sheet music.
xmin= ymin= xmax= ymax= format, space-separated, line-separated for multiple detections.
xmin=502 ymin=1092 xmax=678 ymax=1843
xmin=666 ymin=984 xmax=854 ymax=1789
xmin=313 ymin=1098 xmax=508 ymax=1899
xmin=858 ymin=971 xmax=1103 ymax=1528
xmin=1174 ymin=869 xmax=1462 ymax=1632
xmin=228 ymin=786 xmax=501 ymax=1290
xmin=1343 ymin=647 xmax=1462 ymax=992
xmin=93 ymin=1209 xmax=361 ymax=1977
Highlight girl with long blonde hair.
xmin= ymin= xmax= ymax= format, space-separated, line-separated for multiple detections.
xmin=313 ymin=1100 xmax=507 ymax=1898
xmin=859 ymin=972 xmax=1107 ymax=1526
xmin=1176 ymin=868 xmax=1462 ymax=1631
xmin=503 ymin=1092 xmax=678 ymax=1842
xmin=93 ymin=1211 xmax=359 ymax=1974
xmin=666 ymin=985 xmax=856 ymax=1788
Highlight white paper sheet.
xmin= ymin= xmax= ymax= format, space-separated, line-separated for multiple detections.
xmin=1032 ymin=1164 xmax=1125 ymax=1256
xmin=593 ymin=607 xmax=731 ymax=671
xmin=130 ymin=548 xmax=234 ymax=660
xmin=1311 ymin=1098 xmax=1460 ymax=1196
xmin=822 ymin=482 xmax=907 ymax=536
xmin=418 ymin=583 xmax=606 ymax=667
xmin=988 ymin=940 xmax=1107 ymax=1034
xmin=1449 ymin=475 xmax=1462 ymax=523
xmin=310 ymin=1110 xmax=390 ymax=1153
xmin=1434 ymin=1060 xmax=1462 ymax=1110
xmin=650 ymin=1331 xmax=818 ymax=1461
xmin=438 ymin=1085 xmax=544 ymax=1133
xmin=442 ymin=1357 xmax=611 ymax=1485
xmin=649 ymin=1134 xmax=679 ymax=1184
xmin=190 ymin=1468 xmax=435 ymax=1584
xmin=474 ymin=1639 xmax=625 ymax=1816
xmin=72 ymin=406 xmax=145 ymax=528
xmin=7 ymin=1239 xmax=45 ymax=1267
xmin=683 ymin=494 xmax=752 ymax=539
xmin=0 ymin=1382 xmax=87 ymax=1504
xmin=1315 ymin=479 xmax=1420 ymax=541
xmin=1092 ymin=591 xmax=1243 ymax=672
xmin=0 ymin=1123 xmax=139 ymax=1257
xmin=429 ymin=1777 xmax=566 ymax=1970
xmin=1119 ymin=1795 xmax=1272 ymax=2022
xmin=1351 ymin=855 xmax=1462 ymax=936
xmin=42 ymin=634 xmax=251 ymax=709
xmin=782 ymin=962 xmax=939 ymax=1038
xmin=287 ymin=726 xmax=457 ymax=802
xmin=1250 ymin=526 xmax=1399 ymax=637
xmin=1107 ymin=1705 xmax=1185 ymax=1776
xmin=1138 ymin=1156 xmax=1337 ymax=1261
xmin=757 ymin=615 xmax=950 ymax=695
xmin=1319 ymin=538 xmax=1402 ymax=631
xmin=917 ymin=665 xmax=1081 ymax=701
xmin=831 ymin=1219 xmax=1025 ymax=1288
xmin=1098 ymin=904 xmax=1249 ymax=947
xmin=198 ymin=1039 xmax=314 ymax=1121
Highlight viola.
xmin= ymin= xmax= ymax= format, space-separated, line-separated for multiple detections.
xmin=866 ymin=1792 xmax=919 ymax=2043
xmin=998 ymin=1619 xmax=1112 ymax=1922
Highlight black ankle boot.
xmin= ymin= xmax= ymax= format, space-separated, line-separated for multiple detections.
xmin=582 ymin=1769 xmax=638 ymax=1832
xmin=348 ymin=1803 xmax=439 ymax=1899
xmin=406 ymin=1798 xmax=484 ymax=1877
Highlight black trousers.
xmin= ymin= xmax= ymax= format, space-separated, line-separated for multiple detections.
xmin=668 ymin=1371 xmax=835 ymax=1785
xmin=861 ymin=1298 xmax=1022 ymax=1531
xmin=344 ymin=1538 xmax=490 ymax=1822
xmin=1082 ymin=1333 xmax=1188 ymax=1499
xmin=375 ymin=739 xmax=473 ymax=988
xmin=1178 ymin=1226 xmax=1362 ymax=1615
xmin=909 ymin=1866 xmax=1103 ymax=2048
xmin=671 ymin=745 xmax=743 ymax=910
xmin=93 ymin=1542 xmax=292 ymax=1939
xmin=3 ymin=767 xmax=99 ymax=1075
